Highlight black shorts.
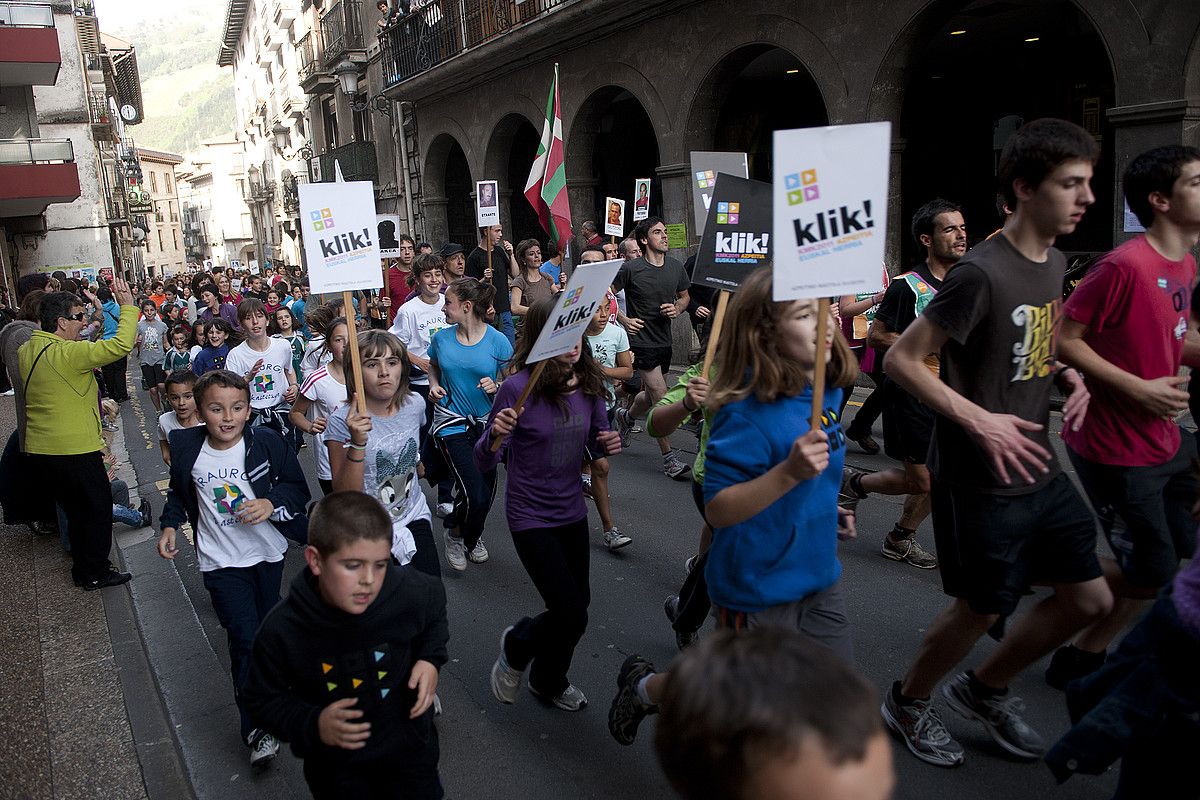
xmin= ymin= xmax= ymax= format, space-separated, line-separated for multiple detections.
xmin=140 ymin=363 xmax=166 ymax=389
xmin=631 ymin=345 xmax=673 ymax=375
xmin=881 ymin=378 xmax=933 ymax=464
xmin=931 ymin=472 xmax=1103 ymax=616
xmin=1067 ymin=430 xmax=1198 ymax=588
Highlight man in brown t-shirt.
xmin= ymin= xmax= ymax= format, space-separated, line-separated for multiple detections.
xmin=878 ymin=119 xmax=1113 ymax=769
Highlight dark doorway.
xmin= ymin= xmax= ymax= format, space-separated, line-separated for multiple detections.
xmin=444 ymin=140 xmax=475 ymax=250
xmin=505 ymin=119 xmax=542 ymax=244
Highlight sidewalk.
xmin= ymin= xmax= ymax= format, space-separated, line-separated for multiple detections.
xmin=0 ymin=396 xmax=189 ymax=800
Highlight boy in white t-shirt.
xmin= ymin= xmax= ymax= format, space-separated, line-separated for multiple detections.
xmin=157 ymin=369 xmax=310 ymax=770
xmin=585 ymin=300 xmax=634 ymax=550
xmin=390 ymin=254 xmax=453 ymax=516
xmin=225 ymin=298 xmax=298 ymax=446
xmin=158 ymin=371 xmax=203 ymax=466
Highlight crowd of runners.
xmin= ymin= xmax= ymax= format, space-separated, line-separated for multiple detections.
xmin=1 ymin=117 xmax=1197 ymax=800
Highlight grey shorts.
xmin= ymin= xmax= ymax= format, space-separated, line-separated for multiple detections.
xmin=715 ymin=581 xmax=854 ymax=666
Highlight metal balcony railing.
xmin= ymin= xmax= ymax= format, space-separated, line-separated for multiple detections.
xmin=380 ymin=0 xmax=566 ymax=87
xmin=0 ymin=1 xmax=54 ymax=26
xmin=321 ymin=0 xmax=364 ymax=66
xmin=314 ymin=141 xmax=376 ymax=183
xmin=0 ymin=138 xmax=75 ymax=164
xmin=88 ymin=91 xmax=111 ymax=124
xmin=297 ymin=31 xmax=321 ymax=79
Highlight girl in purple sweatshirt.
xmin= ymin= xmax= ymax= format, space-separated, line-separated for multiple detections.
xmin=477 ymin=295 xmax=621 ymax=713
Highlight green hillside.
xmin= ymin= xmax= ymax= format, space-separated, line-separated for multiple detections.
xmin=109 ymin=0 xmax=234 ymax=155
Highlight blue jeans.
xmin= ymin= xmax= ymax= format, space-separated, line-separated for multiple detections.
xmin=112 ymin=503 xmax=142 ymax=527
xmin=202 ymin=559 xmax=286 ymax=743
xmin=496 ymin=310 xmax=515 ymax=347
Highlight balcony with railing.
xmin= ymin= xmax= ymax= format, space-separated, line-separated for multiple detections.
xmin=0 ymin=138 xmax=81 ymax=216
xmin=313 ymin=141 xmax=376 ymax=183
xmin=320 ymin=0 xmax=364 ymax=67
xmin=380 ymin=0 xmax=567 ymax=88
xmin=0 ymin=1 xmax=62 ymax=86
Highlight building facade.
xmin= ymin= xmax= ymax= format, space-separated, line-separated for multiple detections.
xmin=1 ymin=0 xmax=148 ymax=288
xmin=137 ymin=147 xmax=184 ymax=278
xmin=365 ymin=0 xmax=1200 ymax=268
xmin=177 ymin=134 xmax=256 ymax=269
xmin=218 ymin=0 xmax=312 ymax=274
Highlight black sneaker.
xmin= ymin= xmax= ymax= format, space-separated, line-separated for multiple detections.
xmin=846 ymin=427 xmax=880 ymax=455
xmin=880 ymin=684 xmax=964 ymax=767
xmin=138 ymin=497 xmax=153 ymax=528
xmin=941 ymin=672 xmax=1044 ymax=759
xmin=81 ymin=570 xmax=132 ymax=591
xmin=1044 ymin=645 xmax=1105 ymax=691
xmin=608 ymin=655 xmax=658 ymax=746
xmin=663 ymin=595 xmax=697 ymax=650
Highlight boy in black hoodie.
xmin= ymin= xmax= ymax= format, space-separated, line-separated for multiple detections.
xmin=242 ymin=491 xmax=449 ymax=799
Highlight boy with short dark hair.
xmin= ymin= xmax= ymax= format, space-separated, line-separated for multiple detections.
xmin=158 ymin=371 xmax=201 ymax=466
xmin=157 ymin=369 xmax=310 ymax=769
xmin=242 ymin=491 xmax=448 ymax=800
xmin=654 ymin=627 xmax=893 ymax=800
xmin=136 ymin=298 xmax=169 ymax=411
xmin=225 ymin=297 xmax=299 ymax=443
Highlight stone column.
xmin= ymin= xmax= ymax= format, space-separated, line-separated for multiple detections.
xmin=334 ymin=90 xmax=354 ymax=149
xmin=423 ymin=195 xmax=449 ymax=247
xmin=654 ymin=162 xmax=690 ymax=259
xmin=565 ymin=176 xmax=597 ymax=260
xmin=498 ymin=188 xmax=513 ymax=236
xmin=886 ymin=137 xmax=906 ymax=274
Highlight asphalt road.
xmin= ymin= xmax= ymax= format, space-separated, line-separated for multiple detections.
xmin=113 ymin=381 xmax=1119 ymax=800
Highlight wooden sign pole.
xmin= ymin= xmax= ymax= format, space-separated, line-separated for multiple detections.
xmin=489 ymin=359 xmax=548 ymax=452
xmin=343 ymin=290 xmax=368 ymax=414
xmin=701 ymin=290 xmax=729 ymax=378
xmin=809 ymin=297 xmax=831 ymax=431
xmin=485 ymin=228 xmax=493 ymax=284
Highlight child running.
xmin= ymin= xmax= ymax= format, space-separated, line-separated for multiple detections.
xmin=225 ymin=298 xmax=298 ymax=442
xmin=607 ymin=266 xmax=858 ymax=744
xmin=192 ymin=319 xmax=233 ymax=375
xmin=242 ymin=491 xmax=448 ymax=800
xmin=272 ymin=305 xmax=307 ymax=384
xmin=483 ymin=294 xmax=622 ymax=712
xmin=324 ymin=330 xmax=438 ymax=577
xmin=136 ymin=298 xmax=169 ymax=412
xmin=426 ymin=278 xmax=512 ymax=572
xmin=157 ymin=370 xmax=310 ymax=769
xmin=157 ymin=371 xmax=202 ymax=466
xmin=290 ymin=317 xmax=349 ymax=495
xmin=163 ymin=325 xmax=194 ymax=378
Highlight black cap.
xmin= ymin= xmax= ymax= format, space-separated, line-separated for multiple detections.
xmin=438 ymin=242 xmax=464 ymax=257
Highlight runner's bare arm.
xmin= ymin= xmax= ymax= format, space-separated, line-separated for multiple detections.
xmin=866 ymin=317 xmax=898 ymax=351
xmin=1185 ymin=309 xmax=1200 ymax=369
xmin=1059 ymin=317 xmax=1187 ymax=417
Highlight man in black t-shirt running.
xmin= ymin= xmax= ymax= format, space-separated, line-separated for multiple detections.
xmin=841 ymin=200 xmax=966 ymax=569
xmin=611 ymin=217 xmax=691 ymax=480
xmin=879 ymin=119 xmax=1112 ymax=769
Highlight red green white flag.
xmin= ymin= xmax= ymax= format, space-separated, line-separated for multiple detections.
xmin=524 ymin=64 xmax=572 ymax=248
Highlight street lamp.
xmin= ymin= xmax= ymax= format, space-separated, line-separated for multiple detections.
xmin=335 ymin=59 xmax=393 ymax=118
xmin=271 ymin=122 xmax=289 ymax=153
xmin=334 ymin=60 xmax=359 ymax=97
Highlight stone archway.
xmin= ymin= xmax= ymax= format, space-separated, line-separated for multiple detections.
xmin=422 ymin=131 xmax=475 ymax=249
xmin=482 ymin=112 xmax=543 ymax=245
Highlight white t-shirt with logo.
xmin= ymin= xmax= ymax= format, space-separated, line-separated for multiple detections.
xmin=299 ymin=366 xmax=348 ymax=480
xmin=189 ymin=438 xmax=287 ymax=572
xmin=158 ymin=410 xmax=202 ymax=443
xmin=225 ymin=338 xmax=294 ymax=409
xmin=389 ymin=294 xmax=448 ymax=385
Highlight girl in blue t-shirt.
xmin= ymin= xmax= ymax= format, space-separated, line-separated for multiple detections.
xmin=427 ymin=278 xmax=513 ymax=573
xmin=701 ymin=266 xmax=859 ymax=661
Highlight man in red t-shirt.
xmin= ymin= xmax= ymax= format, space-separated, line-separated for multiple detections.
xmin=1049 ymin=144 xmax=1200 ymax=688
xmin=385 ymin=233 xmax=416 ymax=324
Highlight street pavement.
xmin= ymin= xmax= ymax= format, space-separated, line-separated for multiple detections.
xmin=105 ymin=373 xmax=1121 ymax=800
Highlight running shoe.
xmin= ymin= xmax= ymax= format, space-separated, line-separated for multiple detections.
xmin=444 ymin=531 xmax=467 ymax=571
xmin=941 ymin=672 xmax=1045 ymax=759
xmin=847 ymin=428 xmax=880 ymax=455
xmin=663 ymin=452 xmax=691 ymax=481
xmin=838 ymin=467 xmax=867 ymax=512
xmin=881 ymin=534 xmax=938 ymax=569
xmin=604 ymin=527 xmax=632 ymax=550
xmin=249 ymin=731 xmax=279 ymax=769
xmin=615 ymin=407 xmax=632 ymax=447
xmin=530 ymin=683 xmax=588 ymax=712
xmin=608 ymin=655 xmax=658 ymax=745
xmin=684 ymin=555 xmax=698 ymax=575
xmin=468 ymin=537 xmax=489 ymax=564
xmin=138 ymin=497 xmax=152 ymax=528
xmin=435 ymin=502 xmax=453 ymax=518
xmin=490 ymin=626 xmax=523 ymax=704
xmin=880 ymin=683 xmax=964 ymax=767
xmin=0 ymin=388 xmax=14 ymax=397
xmin=663 ymin=595 xmax=697 ymax=650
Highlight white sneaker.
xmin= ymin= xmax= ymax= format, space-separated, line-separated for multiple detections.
xmin=530 ymin=682 xmax=588 ymax=712
xmin=604 ymin=527 xmax=632 ymax=550
xmin=491 ymin=626 xmax=523 ymax=704
xmin=0 ymin=389 xmax=14 ymax=397
xmin=468 ymin=537 xmax=489 ymax=563
xmin=433 ymin=693 xmax=442 ymax=716
xmin=444 ymin=531 xmax=467 ymax=571
xmin=249 ymin=732 xmax=279 ymax=768
xmin=435 ymin=502 xmax=453 ymax=518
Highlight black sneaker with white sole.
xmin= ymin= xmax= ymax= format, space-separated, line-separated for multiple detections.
xmin=941 ymin=672 xmax=1044 ymax=759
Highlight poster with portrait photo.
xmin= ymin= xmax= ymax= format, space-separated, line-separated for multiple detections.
xmin=604 ymin=197 xmax=625 ymax=237
xmin=377 ymin=214 xmax=402 ymax=257
xmin=633 ymin=178 xmax=651 ymax=221
xmin=476 ymin=180 xmax=500 ymax=227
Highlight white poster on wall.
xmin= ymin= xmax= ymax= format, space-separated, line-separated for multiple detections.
xmin=299 ymin=180 xmax=383 ymax=294
xmin=772 ymin=122 xmax=891 ymax=300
